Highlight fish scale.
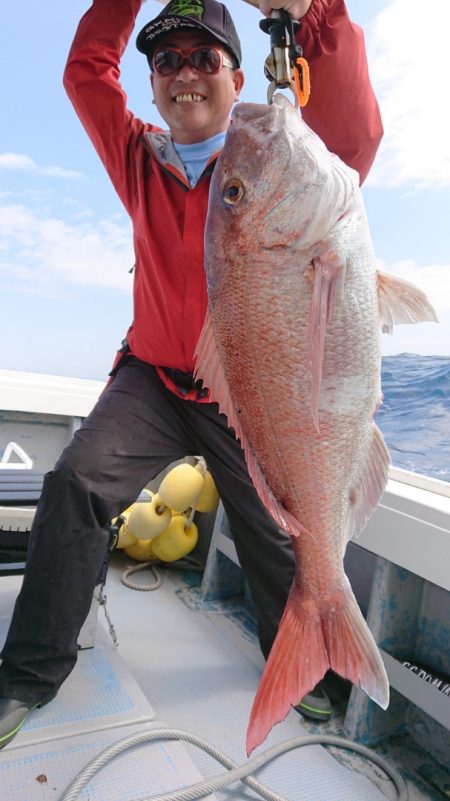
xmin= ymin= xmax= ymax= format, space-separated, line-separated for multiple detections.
xmin=194 ymin=94 xmax=438 ymax=755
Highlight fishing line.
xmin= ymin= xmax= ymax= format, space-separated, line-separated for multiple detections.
xmin=58 ymin=727 xmax=408 ymax=801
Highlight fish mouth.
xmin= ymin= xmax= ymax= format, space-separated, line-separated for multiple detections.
xmin=232 ymin=95 xmax=293 ymax=125
xmin=232 ymin=102 xmax=277 ymax=126
xmin=230 ymin=101 xmax=289 ymax=146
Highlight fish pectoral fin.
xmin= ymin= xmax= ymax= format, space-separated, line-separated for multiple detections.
xmin=377 ymin=270 xmax=438 ymax=334
xmin=345 ymin=423 xmax=390 ymax=543
xmin=307 ymin=253 xmax=344 ymax=432
xmin=195 ymin=308 xmax=299 ymax=536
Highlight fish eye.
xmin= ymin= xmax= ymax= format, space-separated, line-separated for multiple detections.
xmin=223 ymin=179 xmax=245 ymax=205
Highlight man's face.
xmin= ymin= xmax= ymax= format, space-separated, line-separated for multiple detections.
xmin=150 ymin=31 xmax=244 ymax=144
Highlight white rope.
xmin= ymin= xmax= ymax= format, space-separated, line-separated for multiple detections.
xmin=121 ymin=561 xmax=163 ymax=591
xmin=58 ymin=727 xmax=408 ymax=801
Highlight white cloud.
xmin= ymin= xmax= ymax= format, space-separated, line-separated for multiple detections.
xmin=366 ymin=0 xmax=450 ymax=188
xmin=0 ymin=202 xmax=134 ymax=293
xmin=0 ymin=153 xmax=35 ymax=170
xmin=379 ymin=259 xmax=448 ymax=356
xmin=0 ymin=152 xmax=82 ymax=179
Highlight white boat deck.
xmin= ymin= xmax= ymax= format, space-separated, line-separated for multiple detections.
xmin=0 ymin=552 xmax=443 ymax=801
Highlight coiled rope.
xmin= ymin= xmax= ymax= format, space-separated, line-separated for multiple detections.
xmin=121 ymin=560 xmax=163 ymax=591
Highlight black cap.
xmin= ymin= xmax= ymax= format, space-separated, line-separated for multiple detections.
xmin=136 ymin=0 xmax=242 ymax=68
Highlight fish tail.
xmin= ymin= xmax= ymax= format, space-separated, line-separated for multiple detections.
xmin=323 ymin=584 xmax=389 ymax=711
xmin=246 ymin=591 xmax=328 ymax=755
xmin=246 ymin=584 xmax=389 ymax=755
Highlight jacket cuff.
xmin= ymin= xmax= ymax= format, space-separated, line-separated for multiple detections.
xmin=297 ymin=0 xmax=349 ymax=57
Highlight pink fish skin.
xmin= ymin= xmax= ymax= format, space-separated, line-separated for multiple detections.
xmin=195 ymin=95 xmax=437 ymax=755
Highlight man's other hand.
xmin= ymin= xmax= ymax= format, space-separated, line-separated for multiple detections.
xmin=259 ymin=0 xmax=313 ymax=20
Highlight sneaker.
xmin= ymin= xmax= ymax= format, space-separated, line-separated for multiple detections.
xmin=0 ymin=698 xmax=39 ymax=750
xmin=294 ymin=681 xmax=333 ymax=721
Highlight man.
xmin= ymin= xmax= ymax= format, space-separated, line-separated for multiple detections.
xmin=0 ymin=0 xmax=382 ymax=748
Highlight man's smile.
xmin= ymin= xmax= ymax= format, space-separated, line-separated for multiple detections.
xmin=172 ymin=92 xmax=206 ymax=104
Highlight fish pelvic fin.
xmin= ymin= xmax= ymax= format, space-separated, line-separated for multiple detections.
xmin=307 ymin=253 xmax=344 ymax=432
xmin=195 ymin=308 xmax=305 ymax=537
xmin=377 ymin=270 xmax=438 ymax=334
xmin=345 ymin=423 xmax=390 ymax=543
xmin=246 ymin=582 xmax=389 ymax=755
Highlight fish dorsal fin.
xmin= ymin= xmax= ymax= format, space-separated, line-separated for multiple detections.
xmin=377 ymin=270 xmax=438 ymax=334
xmin=307 ymin=253 xmax=343 ymax=432
xmin=195 ymin=308 xmax=307 ymax=538
xmin=345 ymin=423 xmax=390 ymax=544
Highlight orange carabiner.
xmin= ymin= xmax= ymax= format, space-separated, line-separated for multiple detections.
xmin=294 ymin=56 xmax=310 ymax=107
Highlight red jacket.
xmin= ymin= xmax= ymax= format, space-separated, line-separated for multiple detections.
xmin=64 ymin=0 xmax=383 ymax=400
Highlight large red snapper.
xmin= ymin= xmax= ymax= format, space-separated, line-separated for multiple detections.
xmin=195 ymin=94 xmax=437 ymax=754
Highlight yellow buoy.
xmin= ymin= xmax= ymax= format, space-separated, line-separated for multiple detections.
xmin=195 ymin=470 xmax=220 ymax=513
xmin=126 ymin=492 xmax=172 ymax=540
xmin=112 ymin=504 xmax=137 ymax=549
xmin=157 ymin=463 xmax=204 ymax=513
xmin=151 ymin=515 xmax=198 ymax=562
xmin=116 ymin=523 xmax=137 ymax=549
xmin=124 ymin=537 xmax=157 ymax=562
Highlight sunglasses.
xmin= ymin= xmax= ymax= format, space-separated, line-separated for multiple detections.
xmin=152 ymin=45 xmax=235 ymax=76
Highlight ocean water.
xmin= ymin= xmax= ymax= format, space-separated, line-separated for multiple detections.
xmin=376 ymin=354 xmax=450 ymax=483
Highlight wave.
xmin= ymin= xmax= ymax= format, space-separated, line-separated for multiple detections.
xmin=376 ymin=354 xmax=450 ymax=483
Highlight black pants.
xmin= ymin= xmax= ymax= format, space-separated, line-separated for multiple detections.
xmin=0 ymin=359 xmax=295 ymax=704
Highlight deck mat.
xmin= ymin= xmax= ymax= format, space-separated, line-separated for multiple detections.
xmin=0 ymin=721 xmax=216 ymax=801
xmin=0 ymin=619 xmax=155 ymax=749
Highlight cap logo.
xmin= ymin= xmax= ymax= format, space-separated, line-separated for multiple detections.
xmin=165 ymin=0 xmax=204 ymax=19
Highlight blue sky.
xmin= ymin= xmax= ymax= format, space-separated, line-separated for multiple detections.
xmin=1 ymin=0 xmax=449 ymax=381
